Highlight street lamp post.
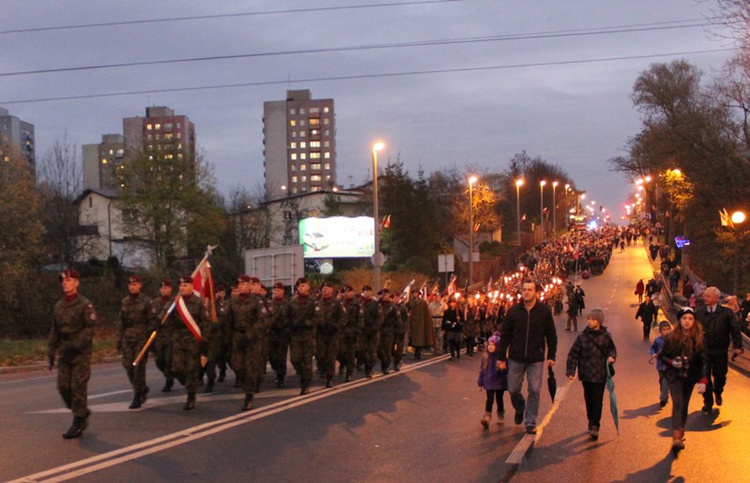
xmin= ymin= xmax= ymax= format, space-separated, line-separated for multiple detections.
xmin=540 ymin=180 xmax=547 ymax=242
xmin=515 ymin=179 xmax=524 ymax=246
xmin=372 ymin=141 xmax=385 ymax=291
xmin=552 ymin=181 xmax=559 ymax=236
xmin=564 ymin=184 xmax=570 ymax=230
xmin=468 ymin=175 xmax=478 ymax=286
xmin=731 ymin=210 xmax=746 ymax=295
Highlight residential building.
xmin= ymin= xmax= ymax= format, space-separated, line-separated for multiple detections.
xmin=263 ymin=89 xmax=336 ymax=199
xmin=123 ymin=105 xmax=195 ymax=164
xmin=82 ymin=134 xmax=125 ymax=190
xmin=0 ymin=107 xmax=35 ymax=174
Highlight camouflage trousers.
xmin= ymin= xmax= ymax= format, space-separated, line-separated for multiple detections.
xmin=377 ymin=332 xmax=395 ymax=371
xmin=269 ymin=332 xmax=291 ymax=380
xmin=172 ymin=342 xmax=201 ymax=393
xmin=56 ymin=347 xmax=92 ymax=418
xmin=358 ymin=331 xmax=379 ymax=374
xmin=316 ymin=334 xmax=339 ymax=380
xmin=290 ymin=331 xmax=315 ymax=382
xmin=122 ymin=335 xmax=149 ymax=393
xmin=152 ymin=332 xmax=173 ymax=379
xmin=231 ymin=334 xmax=263 ymax=394
xmin=338 ymin=334 xmax=359 ymax=375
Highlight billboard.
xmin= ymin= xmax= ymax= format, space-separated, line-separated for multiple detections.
xmin=299 ymin=216 xmax=374 ymax=258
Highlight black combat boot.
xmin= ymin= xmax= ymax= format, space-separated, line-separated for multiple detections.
xmin=162 ymin=378 xmax=173 ymax=393
xmin=218 ymin=368 xmax=226 ymax=382
xmin=129 ymin=391 xmax=142 ymax=410
xmin=345 ymin=371 xmax=353 ymax=382
xmin=325 ymin=377 xmax=333 ymax=389
xmin=275 ymin=375 xmax=285 ymax=388
xmin=300 ymin=379 xmax=311 ymax=395
xmin=140 ymin=386 xmax=149 ymax=404
xmin=241 ymin=393 xmax=254 ymax=411
xmin=183 ymin=392 xmax=196 ymax=410
xmin=204 ymin=379 xmax=214 ymax=393
xmin=62 ymin=415 xmax=85 ymax=439
xmin=82 ymin=410 xmax=92 ymax=431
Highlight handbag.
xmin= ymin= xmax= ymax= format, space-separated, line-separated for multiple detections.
xmin=584 ymin=331 xmax=615 ymax=376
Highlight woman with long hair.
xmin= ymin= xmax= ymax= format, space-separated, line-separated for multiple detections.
xmin=659 ymin=307 xmax=708 ymax=454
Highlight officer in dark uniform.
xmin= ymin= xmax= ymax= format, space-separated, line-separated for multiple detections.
xmin=118 ymin=274 xmax=151 ymax=409
xmin=48 ymin=270 xmax=96 ymax=439
xmin=161 ymin=275 xmax=207 ymax=410
xmin=229 ymin=275 xmax=267 ymax=411
xmin=359 ymin=285 xmax=383 ymax=378
xmin=317 ymin=281 xmax=345 ymax=388
xmin=378 ymin=289 xmax=403 ymax=374
xmin=149 ymin=279 xmax=175 ymax=392
xmin=288 ymin=277 xmax=320 ymax=394
xmin=268 ymin=282 xmax=291 ymax=388
xmin=339 ymin=285 xmax=363 ymax=382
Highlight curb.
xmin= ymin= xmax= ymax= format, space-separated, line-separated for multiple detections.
xmin=0 ymin=355 xmax=122 ymax=375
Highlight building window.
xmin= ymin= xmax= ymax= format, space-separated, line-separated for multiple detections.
xmin=325 ymin=175 xmax=331 ymax=180
xmin=300 ymin=131 xmax=306 ymax=137
xmin=323 ymin=118 xmax=330 ymax=125
xmin=323 ymin=107 xmax=330 ymax=113
xmin=311 ymin=163 xmax=321 ymax=170
xmin=310 ymin=107 xmax=320 ymax=115
xmin=291 ymin=176 xmax=298 ymax=183
xmin=310 ymin=129 xmax=320 ymax=137
xmin=291 ymin=165 xmax=296 ymax=171
xmin=310 ymin=141 xmax=320 ymax=148
xmin=291 ymin=187 xmax=298 ymax=194
xmin=311 ymin=175 xmax=321 ymax=182
xmin=291 ymin=153 xmax=297 ymax=160
xmin=290 ymin=109 xmax=296 ymax=115
xmin=300 ymin=108 xmax=305 ymax=115
xmin=301 ymin=176 xmax=307 ymax=182
xmin=290 ymin=120 xmax=296 ymax=127
xmin=300 ymin=153 xmax=306 ymax=160
xmin=324 ymin=130 xmax=330 ymax=136
xmin=290 ymin=142 xmax=297 ymax=149
xmin=291 ymin=131 xmax=297 ymax=138
xmin=300 ymin=142 xmax=306 ymax=149
xmin=146 ymin=124 xmax=153 ymax=130
xmin=300 ymin=119 xmax=306 ymax=126
xmin=309 ymin=118 xmax=320 ymax=127
xmin=324 ymin=163 xmax=331 ymax=170
xmin=300 ymin=164 xmax=307 ymax=171
xmin=155 ymin=123 xmax=161 ymax=130
xmin=324 ymin=152 xmax=331 ymax=159
xmin=324 ymin=141 xmax=330 ymax=147
xmin=101 ymin=158 xmax=108 ymax=164
xmin=310 ymin=152 xmax=320 ymax=159
xmin=163 ymin=123 xmax=173 ymax=130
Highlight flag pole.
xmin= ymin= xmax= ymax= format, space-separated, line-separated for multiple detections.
xmin=132 ymin=245 xmax=217 ymax=367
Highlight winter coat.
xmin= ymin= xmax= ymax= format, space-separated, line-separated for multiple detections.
xmin=659 ymin=336 xmax=709 ymax=385
xmin=649 ymin=335 xmax=667 ymax=372
xmin=477 ymin=350 xmax=508 ymax=391
xmin=566 ymin=326 xmax=617 ymax=383
xmin=695 ymin=305 xmax=743 ymax=354
xmin=408 ymin=298 xmax=436 ymax=348
xmin=498 ymin=301 xmax=557 ymax=363
xmin=635 ymin=301 xmax=657 ymax=325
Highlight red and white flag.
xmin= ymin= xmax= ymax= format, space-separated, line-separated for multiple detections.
xmin=176 ymin=296 xmax=202 ymax=342
xmin=192 ymin=258 xmax=217 ymax=322
xmin=573 ymin=241 xmax=580 ymax=260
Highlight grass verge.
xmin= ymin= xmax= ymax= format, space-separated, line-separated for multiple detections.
xmin=1 ymin=327 xmax=119 ymax=367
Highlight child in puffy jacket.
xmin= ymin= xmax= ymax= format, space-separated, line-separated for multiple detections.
xmin=477 ymin=332 xmax=509 ymax=429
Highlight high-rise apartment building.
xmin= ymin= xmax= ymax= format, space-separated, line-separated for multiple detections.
xmin=0 ymin=107 xmax=36 ymax=174
xmin=123 ymin=106 xmax=195 ymax=164
xmin=263 ymin=90 xmax=336 ymax=199
xmin=82 ymin=134 xmax=125 ymax=190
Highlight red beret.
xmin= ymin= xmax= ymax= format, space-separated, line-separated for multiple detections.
xmin=237 ymin=275 xmax=251 ymax=283
xmin=59 ymin=270 xmax=80 ymax=281
xmin=296 ymin=277 xmax=309 ymax=286
xmin=128 ymin=275 xmax=142 ymax=284
xmin=179 ymin=275 xmax=193 ymax=284
xmin=273 ymin=282 xmax=284 ymax=290
xmin=249 ymin=277 xmax=261 ymax=284
xmin=160 ymin=278 xmax=172 ymax=287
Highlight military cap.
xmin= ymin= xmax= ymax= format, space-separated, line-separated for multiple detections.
xmin=249 ymin=276 xmax=261 ymax=284
xmin=378 ymin=288 xmax=390 ymax=295
xmin=259 ymin=284 xmax=267 ymax=291
xmin=296 ymin=277 xmax=309 ymax=286
xmin=128 ymin=274 xmax=142 ymax=284
xmin=237 ymin=275 xmax=251 ymax=283
xmin=273 ymin=282 xmax=285 ymax=290
xmin=343 ymin=284 xmax=354 ymax=292
xmin=59 ymin=269 xmax=80 ymax=281
xmin=179 ymin=275 xmax=193 ymax=284
xmin=362 ymin=285 xmax=373 ymax=292
xmin=215 ymin=284 xmax=226 ymax=292
xmin=321 ymin=281 xmax=334 ymax=288
xmin=160 ymin=278 xmax=172 ymax=287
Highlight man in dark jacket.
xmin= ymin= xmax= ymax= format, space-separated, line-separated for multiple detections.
xmin=695 ymin=286 xmax=743 ymax=412
xmin=635 ymin=295 xmax=658 ymax=340
xmin=498 ymin=280 xmax=557 ymax=435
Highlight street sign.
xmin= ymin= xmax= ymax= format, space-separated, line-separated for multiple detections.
xmin=371 ymin=251 xmax=385 ymax=267
xmin=438 ymin=253 xmax=454 ymax=273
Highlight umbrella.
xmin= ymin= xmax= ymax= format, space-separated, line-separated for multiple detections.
xmin=606 ymin=361 xmax=619 ymax=435
xmin=547 ymin=365 xmax=557 ymax=402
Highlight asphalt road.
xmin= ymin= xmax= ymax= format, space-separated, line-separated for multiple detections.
xmin=2 ymin=243 xmax=748 ymax=483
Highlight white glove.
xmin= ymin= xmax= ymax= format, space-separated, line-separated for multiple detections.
xmin=697 ymin=383 xmax=706 ymax=394
xmin=671 ymin=358 xmax=683 ymax=369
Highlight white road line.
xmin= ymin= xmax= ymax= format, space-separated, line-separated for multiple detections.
xmin=10 ymin=353 xmax=451 ymax=482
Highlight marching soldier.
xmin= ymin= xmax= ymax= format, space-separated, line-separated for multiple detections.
xmin=201 ymin=284 xmax=226 ymax=393
xmin=339 ymin=285 xmax=363 ymax=382
xmin=378 ymin=289 xmax=402 ymax=375
xmin=393 ymin=294 xmax=409 ymax=371
xmin=288 ymin=277 xmax=320 ymax=394
xmin=359 ymin=285 xmax=382 ymax=378
xmin=229 ymin=275 xmax=267 ymax=411
xmin=161 ymin=275 xmax=208 ymax=410
xmin=117 ymin=274 xmax=151 ymax=409
xmin=317 ymin=281 xmax=345 ymax=388
xmin=214 ymin=285 xmax=231 ymax=383
xmin=149 ymin=279 xmax=175 ymax=392
xmin=268 ymin=282 xmax=291 ymax=388
xmin=48 ymin=270 xmax=96 ymax=439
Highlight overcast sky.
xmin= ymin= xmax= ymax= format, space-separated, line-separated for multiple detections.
xmin=1 ymin=0 xmax=736 ymax=220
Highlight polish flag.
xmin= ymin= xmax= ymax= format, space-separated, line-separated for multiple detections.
xmin=176 ymin=296 xmax=202 ymax=342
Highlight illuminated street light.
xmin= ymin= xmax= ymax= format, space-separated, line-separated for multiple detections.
xmin=468 ymin=175 xmax=478 ymax=285
xmin=540 ymin=181 xmax=547 ymax=242
xmin=552 ymin=181 xmax=559 ymax=236
xmin=372 ymin=141 xmax=385 ymax=291
xmin=731 ymin=210 xmax=746 ymax=295
xmin=515 ymin=179 xmax=524 ymax=246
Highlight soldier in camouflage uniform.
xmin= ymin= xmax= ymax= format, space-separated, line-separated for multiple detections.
xmin=214 ymin=285 xmax=231 ymax=383
xmin=339 ymin=285 xmax=363 ymax=382
xmin=229 ymin=275 xmax=268 ymax=411
xmin=48 ymin=270 xmax=96 ymax=439
xmin=149 ymin=279 xmax=175 ymax=392
xmin=359 ymin=285 xmax=383 ymax=379
xmin=200 ymin=284 xmax=226 ymax=393
xmin=161 ymin=275 xmax=208 ymax=410
xmin=117 ymin=274 xmax=152 ymax=409
xmin=267 ymin=281 xmax=291 ymax=388
xmin=288 ymin=277 xmax=320 ymax=394
xmin=316 ymin=281 xmax=345 ymax=388
xmin=377 ymin=289 xmax=403 ymax=375
xmin=393 ymin=294 xmax=410 ymax=371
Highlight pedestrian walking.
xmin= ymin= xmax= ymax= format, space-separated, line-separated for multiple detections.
xmin=149 ymin=279 xmax=175 ymax=392
xmin=635 ymin=295 xmax=658 ymax=340
xmin=497 ymin=280 xmax=558 ymax=435
xmin=477 ymin=332 xmax=508 ymax=429
xmin=442 ymin=298 xmax=464 ymax=360
xmin=359 ymin=285 xmax=382 ymax=379
xmin=267 ymin=282 xmax=291 ymax=388
xmin=48 ymin=270 xmax=96 ymax=439
xmin=565 ymin=309 xmax=617 ymax=440
xmin=287 ymin=277 xmax=320 ymax=394
xmin=635 ymin=279 xmax=645 ymax=303
xmin=566 ymin=293 xmax=579 ymax=331
xmin=117 ymin=274 xmax=151 ymax=409
xmin=339 ymin=285 xmax=363 ymax=381
xmin=649 ymin=320 xmax=673 ymax=408
xmin=377 ymin=289 xmax=402 ymax=374
xmin=428 ymin=293 xmax=446 ymax=355
xmin=408 ymin=294 xmax=435 ymax=360
xmin=316 ymin=281 xmax=344 ymax=387
xmin=658 ymin=307 xmax=708 ymax=454
xmin=694 ymin=287 xmax=743 ymax=413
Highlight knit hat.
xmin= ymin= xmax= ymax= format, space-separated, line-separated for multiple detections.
xmin=488 ymin=332 xmax=501 ymax=346
xmin=677 ymin=307 xmax=695 ymax=320
xmin=587 ymin=308 xmax=605 ymax=324
xmin=658 ymin=320 xmax=672 ymax=331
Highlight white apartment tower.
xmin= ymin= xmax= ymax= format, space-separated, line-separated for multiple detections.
xmin=263 ymin=90 xmax=336 ymax=200
xmin=0 ymin=107 xmax=35 ymax=174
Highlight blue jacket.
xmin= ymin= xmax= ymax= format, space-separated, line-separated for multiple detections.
xmin=649 ymin=335 xmax=667 ymax=371
xmin=477 ymin=350 xmax=508 ymax=391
